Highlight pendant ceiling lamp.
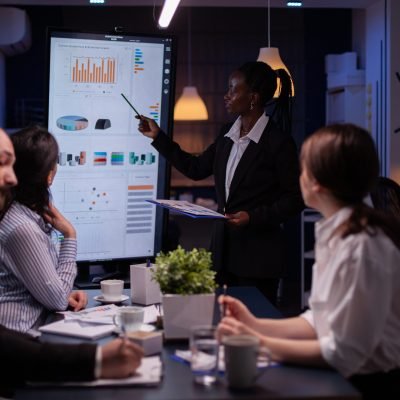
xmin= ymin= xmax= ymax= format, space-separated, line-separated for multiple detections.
xmin=174 ymin=9 xmax=208 ymax=121
xmin=257 ymin=0 xmax=295 ymax=97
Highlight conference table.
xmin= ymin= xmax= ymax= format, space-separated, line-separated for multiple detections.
xmin=15 ymin=287 xmax=361 ymax=400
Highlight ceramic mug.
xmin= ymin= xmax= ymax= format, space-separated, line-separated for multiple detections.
xmin=113 ymin=306 xmax=145 ymax=333
xmin=100 ymin=279 xmax=124 ymax=301
xmin=223 ymin=334 xmax=270 ymax=389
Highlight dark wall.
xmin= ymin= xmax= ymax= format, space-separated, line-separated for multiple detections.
xmin=303 ymin=9 xmax=352 ymax=136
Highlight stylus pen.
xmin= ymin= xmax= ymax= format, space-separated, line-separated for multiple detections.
xmin=121 ymin=93 xmax=141 ymax=118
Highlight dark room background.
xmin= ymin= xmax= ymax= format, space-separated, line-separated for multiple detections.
xmin=4 ymin=5 xmax=352 ymax=290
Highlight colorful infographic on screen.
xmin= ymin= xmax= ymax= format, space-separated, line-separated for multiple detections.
xmin=47 ymin=30 xmax=174 ymax=262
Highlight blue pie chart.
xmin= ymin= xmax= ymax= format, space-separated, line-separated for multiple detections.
xmin=56 ymin=116 xmax=89 ymax=131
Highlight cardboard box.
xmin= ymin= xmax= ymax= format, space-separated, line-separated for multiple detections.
xmin=130 ymin=263 xmax=161 ymax=305
xmin=127 ymin=331 xmax=163 ymax=356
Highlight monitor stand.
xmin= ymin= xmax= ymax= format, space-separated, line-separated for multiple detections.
xmin=74 ymin=264 xmax=130 ymax=289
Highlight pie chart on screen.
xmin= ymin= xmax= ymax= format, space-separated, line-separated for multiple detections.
xmin=56 ymin=116 xmax=89 ymax=131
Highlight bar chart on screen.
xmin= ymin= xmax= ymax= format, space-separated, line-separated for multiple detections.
xmin=71 ymin=56 xmax=117 ymax=84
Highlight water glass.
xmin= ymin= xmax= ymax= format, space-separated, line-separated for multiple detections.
xmin=190 ymin=325 xmax=219 ymax=385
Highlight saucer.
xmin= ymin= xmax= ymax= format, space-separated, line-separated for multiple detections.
xmin=93 ymin=294 xmax=129 ymax=304
xmin=114 ymin=324 xmax=156 ymax=334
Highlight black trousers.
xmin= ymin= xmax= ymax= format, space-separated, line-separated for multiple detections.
xmin=349 ymin=368 xmax=400 ymax=399
xmin=216 ymin=270 xmax=279 ymax=306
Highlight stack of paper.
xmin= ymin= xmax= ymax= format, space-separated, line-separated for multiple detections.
xmin=39 ymin=304 xmax=160 ymax=340
xmin=147 ymin=199 xmax=226 ymax=219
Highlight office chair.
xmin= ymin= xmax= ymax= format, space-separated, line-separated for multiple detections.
xmin=370 ymin=176 xmax=400 ymax=217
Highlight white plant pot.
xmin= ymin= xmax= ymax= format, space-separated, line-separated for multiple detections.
xmin=162 ymin=293 xmax=215 ymax=339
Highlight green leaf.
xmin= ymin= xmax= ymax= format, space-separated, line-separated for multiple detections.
xmin=151 ymin=246 xmax=217 ymax=295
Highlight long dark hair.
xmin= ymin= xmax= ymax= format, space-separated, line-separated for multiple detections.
xmin=10 ymin=126 xmax=59 ymax=217
xmin=301 ymin=123 xmax=400 ymax=248
xmin=237 ymin=61 xmax=293 ymax=135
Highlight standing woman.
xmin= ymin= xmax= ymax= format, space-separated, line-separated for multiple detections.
xmin=0 ymin=126 xmax=87 ymax=333
xmin=138 ymin=61 xmax=304 ymax=303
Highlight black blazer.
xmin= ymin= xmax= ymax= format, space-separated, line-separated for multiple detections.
xmin=152 ymin=118 xmax=304 ymax=279
xmin=0 ymin=324 xmax=96 ymax=396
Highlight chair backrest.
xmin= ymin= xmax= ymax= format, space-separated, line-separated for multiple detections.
xmin=370 ymin=177 xmax=400 ymax=217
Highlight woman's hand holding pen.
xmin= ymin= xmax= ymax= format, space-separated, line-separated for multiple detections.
xmin=136 ymin=115 xmax=160 ymax=140
xmin=218 ymin=316 xmax=262 ymax=340
xmin=217 ymin=295 xmax=260 ymax=339
xmin=225 ymin=211 xmax=249 ymax=227
xmin=218 ymin=295 xmax=257 ymax=325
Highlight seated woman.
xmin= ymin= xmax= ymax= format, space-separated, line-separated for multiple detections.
xmin=218 ymin=123 xmax=400 ymax=399
xmin=0 ymin=126 xmax=87 ymax=333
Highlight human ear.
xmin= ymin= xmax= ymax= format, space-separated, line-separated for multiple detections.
xmin=47 ymin=167 xmax=57 ymax=186
xmin=251 ymin=92 xmax=260 ymax=107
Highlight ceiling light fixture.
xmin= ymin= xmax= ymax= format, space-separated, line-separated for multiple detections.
xmin=287 ymin=1 xmax=303 ymax=7
xmin=174 ymin=9 xmax=208 ymax=121
xmin=158 ymin=0 xmax=181 ymax=29
xmin=257 ymin=0 xmax=294 ymax=97
xmin=89 ymin=0 xmax=105 ymax=4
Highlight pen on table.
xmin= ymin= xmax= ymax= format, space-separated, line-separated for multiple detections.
xmin=220 ymin=284 xmax=227 ymax=319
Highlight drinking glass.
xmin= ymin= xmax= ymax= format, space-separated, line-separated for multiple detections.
xmin=190 ymin=325 xmax=219 ymax=385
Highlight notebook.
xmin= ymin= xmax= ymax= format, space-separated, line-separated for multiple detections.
xmin=39 ymin=319 xmax=116 ymax=340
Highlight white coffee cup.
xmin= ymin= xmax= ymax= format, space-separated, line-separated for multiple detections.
xmin=113 ymin=306 xmax=145 ymax=333
xmin=223 ymin=334 xmax=270 ymax=389
xmin=100 ymin=279 xmax=124 ymax=301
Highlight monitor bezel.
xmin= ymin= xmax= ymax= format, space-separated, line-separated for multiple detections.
xmin=45 ymin=26 xmax=177 ymax=275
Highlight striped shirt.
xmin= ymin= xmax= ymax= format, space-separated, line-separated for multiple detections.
xmin=0 ymin=202 xmax=77 ymax=332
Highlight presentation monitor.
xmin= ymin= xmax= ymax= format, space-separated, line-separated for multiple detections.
xmin=46 ymin=28 xmax=176 ymax=282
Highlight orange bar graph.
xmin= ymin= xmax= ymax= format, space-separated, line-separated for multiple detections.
xmin=72 ymin=57 xmax=116 ymax=84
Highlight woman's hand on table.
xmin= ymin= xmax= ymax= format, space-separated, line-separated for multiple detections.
xmin=68 ymin=290 xmax=88 ymax=311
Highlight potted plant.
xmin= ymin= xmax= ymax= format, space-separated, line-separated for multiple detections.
xmin=152 ymin=246 xmax=217 ymax=339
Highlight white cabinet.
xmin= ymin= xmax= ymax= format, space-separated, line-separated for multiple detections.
xmin=300 ymin=208 xmax=321 ymax=309
xmin=326 ymin=85 xmax=366 ymax=126
xmin=325 ymin=52 xmax=366 ymax=127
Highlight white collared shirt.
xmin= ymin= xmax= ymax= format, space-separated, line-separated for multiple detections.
xmin=224 ymin=114 xmax=269 ymax=200
xmin=301 ymin=207 xmax=400 ymax=377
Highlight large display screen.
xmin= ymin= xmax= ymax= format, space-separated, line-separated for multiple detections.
xmin=46 ymin=29 xmax=175 ymax=263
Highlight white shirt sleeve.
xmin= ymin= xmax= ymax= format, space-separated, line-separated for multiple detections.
xmin=95 ymin=346 xmax=102 ymax=379
xmin=317 ymin=239 xmax=393 ymax=377
xmin=299 ymin=309 xmax=314 ymax=328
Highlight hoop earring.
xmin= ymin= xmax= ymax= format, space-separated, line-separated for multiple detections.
xmin=250 ymin=101 xmax=254 ymax=111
